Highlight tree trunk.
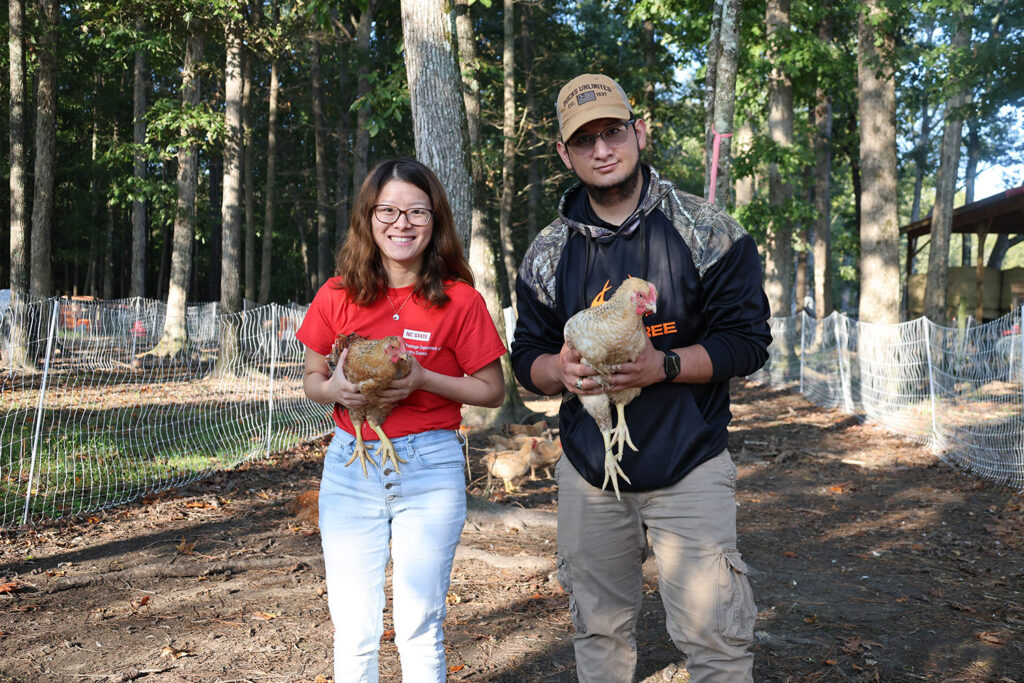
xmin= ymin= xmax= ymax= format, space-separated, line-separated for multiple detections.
xmin=335 ymin=40 xmax=352 ymax=251
xmin=260 ymin=54 xmax=279 ymax=305
xmin=243 ymin=49 xmax=257 ymax=302
xmin=7 ymin=0 xmax=31 ymax=367
xmin=220 ymin=18 xmax=244 ymax=316
xmin=924 ymin=6 xmax=972 ymax=324
xmin=311 ymin=38 xmax=332 ymax=289
xmin=499 ymin=0 xmax=517 ymax=308
xmin=151 ymin=24 xmax=203 ymax=357
xmin=813 ymin=5 xmax=833 ymax=319
xmin=520 ymin=2 xmax=541 ymax=241
xmin=703 ymin=0 xmax=724 ymax=197
xmin=910 ymin=92 xmax=932 ymax=224
xmin=351 ymin=0 xmax=380 ymax=199
xmin=764 ymin=0 xmax=794 ymax=317
xmin=30 ymin=0 xmax=58 ymax=301
xmin=400 ymin=0 xmax=474 ymax=251
xmin=455 ymin=0 xmax=525 ymax=423
xmin=733 ymin=122 xmax=755 ymax=208
xmin=962 ymin=119 xmax=979 ymax=265
xmin=707 ymin=0 xmax=741 ymax=206
xmin=856 ymin=0 xmax=901 ymax=325
xmin=131 ymin=31 xmax=148 ymax=299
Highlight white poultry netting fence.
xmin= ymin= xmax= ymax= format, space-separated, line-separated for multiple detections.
xmin=750 ymin=309 xmax=1024 ymax=488
xmin=0 ymin=297 xmax=332 ymax=527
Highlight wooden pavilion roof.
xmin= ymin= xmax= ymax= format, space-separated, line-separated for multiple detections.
xmin=900 ymin=185 xmax=1024 ymax=239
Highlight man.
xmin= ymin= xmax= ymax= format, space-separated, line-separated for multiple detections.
xmin=510 ymin=73 xmax=772 ymax=682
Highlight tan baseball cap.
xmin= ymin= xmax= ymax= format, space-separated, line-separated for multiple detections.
xmin=556 ymin=74 xmax=633 ymax=141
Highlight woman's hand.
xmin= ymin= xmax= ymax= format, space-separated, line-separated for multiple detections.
xmin=327 ymin=347 xmax=370 ymax=408
xmin=379 ymin=355 xmax=426 ymax=403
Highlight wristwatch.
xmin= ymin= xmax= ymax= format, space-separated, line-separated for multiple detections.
xmin=663 ymin=350 xmax=681 ymax=382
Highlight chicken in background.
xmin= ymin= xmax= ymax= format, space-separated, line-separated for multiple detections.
xmin=529 ymin=437 xmax=562 ymax=480
xmin=508 ymin=419 xmax=548 ymax=437
xmin=285 ymin=489 xmax=320 ymax=526
xmin=329 ymin=333 xmax=412 ymax=475
xmin=564 ymin=277 xmax=658 ymax=498
xmin=484 ymin=439 xmax=537 ymax=494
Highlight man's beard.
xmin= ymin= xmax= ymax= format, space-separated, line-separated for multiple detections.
xmin=582 ymin=157 xmax=642 ymax=206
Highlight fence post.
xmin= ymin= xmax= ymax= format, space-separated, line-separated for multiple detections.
xmin=835 ymin=313 xmax=849 ymax=413
xmin=799 ymin=311 xmax=807 ymax=395
xmin=922 ymin=316 xmax=940 ymax=453
xmin=266 ymin=303 xmax=277 ymax=459
xmin=23 ymin=300 xmax=60 ymax=525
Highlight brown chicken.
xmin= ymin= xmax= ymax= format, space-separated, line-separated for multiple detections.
xmin=484 ymin=440 xmax=536 ymax=493
xmin=564 ymin=277 xmax=657 ymax=498
xmin=529 ymin=437 xmax=562 ymax=480
xmin=329 ymin=333 xmax=412 ymax=476
xmin=285 ymin=489 xmax=320 ymax=526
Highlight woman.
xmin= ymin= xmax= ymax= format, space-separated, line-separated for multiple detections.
xmin=297 ymin=158 xmax=506 ymax=681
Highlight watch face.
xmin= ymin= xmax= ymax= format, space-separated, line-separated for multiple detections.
xmin=665 ymin=352 xmax=680 ymax=379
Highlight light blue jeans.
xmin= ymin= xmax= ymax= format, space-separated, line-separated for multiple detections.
xmin=319 ymin=427 xmax=467 ymax=683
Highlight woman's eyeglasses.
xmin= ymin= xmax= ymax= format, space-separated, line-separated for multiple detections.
xmin=373 ymin=205 xmax=434 ymax=226
xmin=566 ymin=119 xmax=636 ymax=155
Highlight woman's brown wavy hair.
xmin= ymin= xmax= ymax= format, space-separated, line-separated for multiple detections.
xmin=333 ymin=158 xmax=474 ymax=307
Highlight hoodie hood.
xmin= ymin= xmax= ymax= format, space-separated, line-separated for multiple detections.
xmin=556 ymin=164 xmax=674 ymax=239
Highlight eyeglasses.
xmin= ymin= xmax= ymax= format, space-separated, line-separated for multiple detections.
xmin=565 ymin=119 xmax=636 ymax=155
xmin=373 ymin=204 xmax=434 ymax=226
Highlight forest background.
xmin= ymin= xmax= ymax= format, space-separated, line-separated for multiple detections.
xmin=2 ymin=0 xmax=1024 ymax=336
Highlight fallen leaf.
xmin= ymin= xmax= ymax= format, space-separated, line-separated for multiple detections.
xmin=250 ymin=612 xmax=279 ymax=621
xmin=824 ymin=659 xmax=837 ymax=666
xmin=783 ymin=551 xmax=798 ymax=558
xmin=446 ymin=592 xmax=462 ymax=605
xmin=804 ymin=614 xmax=818 ymax=624
xmin=0 ymin=582 xmax=23 ymax=594
xmin=448 ymin=664 xmax=465 ymax=673
xmin=976 ymin=631 xmax=1007 ymax=646
xmin=160 ymin=646 xmax=189 ymax=659
xmin=381 ymin=629 xmax=395 ymax=642
xmin=176 ymin=537 xmax=196 ymax=555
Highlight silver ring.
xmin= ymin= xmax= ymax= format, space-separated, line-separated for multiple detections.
xmin=575 ymin=377 xmax=584 ymax=391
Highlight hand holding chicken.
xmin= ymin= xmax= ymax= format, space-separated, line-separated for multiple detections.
xmin=329 ymin=333 xmax=413 ymax=476
xmin=563 ymin=278 xmax=657 ymax=498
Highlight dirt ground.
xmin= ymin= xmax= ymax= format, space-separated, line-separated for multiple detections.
xmin=1 ymin=379 xmax=1022 ymax=683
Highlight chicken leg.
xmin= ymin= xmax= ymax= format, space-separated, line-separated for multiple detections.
xmin=367 ymin=419 xmax=408 ymax=473
xmin=581 ymin=393 xmax=631 ymax=499
xmin=610 ymin=402 xmax=638 ymax=462
xmin=345 ymin=416 xmax=378 ymax=477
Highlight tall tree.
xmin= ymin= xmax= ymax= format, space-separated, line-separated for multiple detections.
xmin=310 ymin=36 xmax=332 ymax=289
xmin=220 ymin=13 xmax=244 ymax=316
xmin=259 ymin=5 xmax=280 ymax=305
xmin=763 ymin=0 xmax=795 ymax=317
xmin=7 ymin=0 xmax=31 ymax=368
xmin=30 ymin=0 xmax=58 ymax=301
xmin=351 ymin=0 xmax=380 ymax=198
xmin=520 ymin=2 xmax=542 ymax=240
xmin=131 ymin=23 xmax=149 ymax=298
xmin=813 ymin=2 xmax=834 ymax=319
xmin=856 ymin=0 xmax=900 ymax=324
xmin=243 ymin=49 xmax=256 ymax=302
xmin=455 ymin=0 xmax=524 ymax=421
xmin=924 ymin=4 xmax=973 ymax=324
xmin=152 ymin=22 xmax=203 ymax=356
xmin=705 ymin=0 xmax=741 ymax=205
xmin=400 ymin=0 xmax=473 ymax=249
xmin=499 ymin=0 xmax=518 ymax=308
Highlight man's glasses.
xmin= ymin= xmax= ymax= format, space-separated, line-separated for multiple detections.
xmin=566 ymin=119 xmax=636 ymax=155
xmin=373 ymin=205 xmax=434 ymax=226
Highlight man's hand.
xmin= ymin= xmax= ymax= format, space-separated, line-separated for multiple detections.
xmin=605 ymin=337 xmax=666 ymax=390
xmin=558 ymin=344 xmax=602 ymax=395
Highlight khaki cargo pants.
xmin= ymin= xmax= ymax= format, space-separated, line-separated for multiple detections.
xmin=555 ymin=449 xmax=756 ymax=683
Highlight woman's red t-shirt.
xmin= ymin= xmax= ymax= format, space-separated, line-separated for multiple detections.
xmin=296 ymin=278 xmax=507 ymax=440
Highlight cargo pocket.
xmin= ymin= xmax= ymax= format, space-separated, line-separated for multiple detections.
xmin=557 ymin=554 xmax=587 ymax=635
xmin=717 ymin=548 xmax=756 ymax=646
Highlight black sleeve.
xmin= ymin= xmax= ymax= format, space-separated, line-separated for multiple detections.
xmin=510 ymin=274 xmax=565 ymax=396
xmin=697 ymin=235 xmax=773 ymax=381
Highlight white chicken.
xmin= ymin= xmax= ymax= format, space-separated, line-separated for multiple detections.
xmin=564 ymin=277 xmax=658 ymax=498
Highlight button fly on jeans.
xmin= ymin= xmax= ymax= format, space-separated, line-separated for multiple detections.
xmin=383 ymin=469 xmax=393 ymax=475
xmin=385 ymin=482 xmax=394 ymax=489
xmin=387 ymin=495 xmax=396 ymax=501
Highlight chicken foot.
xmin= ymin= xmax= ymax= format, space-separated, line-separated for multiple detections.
xmin=600 ymin=430 xmax=631 ymax=500
xmin=610 ymin=403 xmax=638 ymax=461
xmin=367 ymin=420 xmax=408 ymax=473
xmin=345 ymin=417 xmax=378 ymax=477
